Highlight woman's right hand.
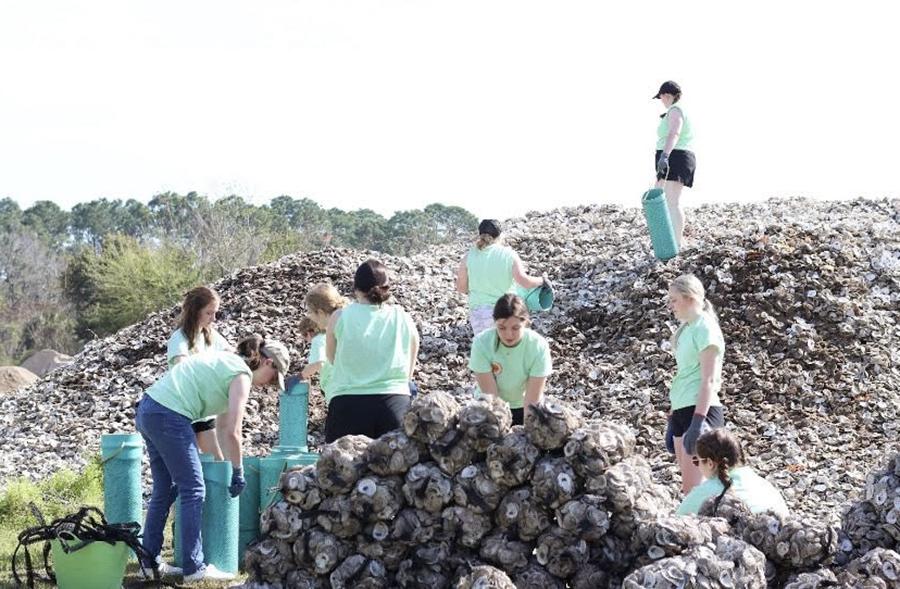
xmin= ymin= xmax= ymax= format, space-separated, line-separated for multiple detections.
xmin=665 ymin=415 xmax=676 ymax=454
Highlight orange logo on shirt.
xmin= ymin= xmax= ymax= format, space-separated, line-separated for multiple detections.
xmin=491 ymin=362 xmax=503 ymax=375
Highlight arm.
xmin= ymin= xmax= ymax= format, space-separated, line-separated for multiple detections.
xmin=474 ymin=372 xmax=499 ymax=397
xmin=694 ymin=346 xmax=719 ymax=416
xmin=325 ymin=309 xmax=342 ymax=364
xmin=217 ymin=373 xmax=251 ymax=470
xmin=523 ymin=376 xmax=547 ymax=416
xmin=301 ymin=362 xmax=323 ymax=379
xmin=408 ymin=329 xmax=420 ymax=379
xmin=662 ymin=108 xmax=683 ymax=155
xmin=512 ymin=255 xmax=544 ymax=289
xmin=456 ymin=256 xmax=469 ymax=294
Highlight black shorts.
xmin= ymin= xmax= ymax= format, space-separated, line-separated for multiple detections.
xmin=191 ymin=418 xmax=216 ymax=433
xmin=670 ymin=405 xmax=724 ymax=437
xmin=655 ymin=149 xmax=696 ymax=187
xmin=324 ymin=394 xmax=411 ymax=443
xmin=511 ymin=408 xmax=524 ymax=427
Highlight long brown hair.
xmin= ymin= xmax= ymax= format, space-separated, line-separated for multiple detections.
xmin=235 ymin=334 xmax=264 ymax=370
xmin=177 ymin=286 xmax=220 ymax=351
xmin=696 ymin=428 xmax=745 ymax=515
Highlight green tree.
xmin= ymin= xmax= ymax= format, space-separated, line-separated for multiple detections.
xmin=0 ymin=197 xmax=23 ymax=232
xmin=22 ymin=200 xmax=71 ymax=248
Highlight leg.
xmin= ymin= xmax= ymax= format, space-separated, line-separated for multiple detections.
xmin=664 ymin=180 xmax=685 ymax=248
xmin=137 ymin=412 xmax=178 ymax=568
xmin=674 ymin=435 xmax=704 ymax=494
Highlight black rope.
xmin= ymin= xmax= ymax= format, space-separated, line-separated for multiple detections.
xmin=10 ymin=504 xmax=169 ymax=588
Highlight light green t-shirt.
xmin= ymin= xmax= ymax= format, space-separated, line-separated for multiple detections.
xmin=308 ymin=333 xmax=334 ymax=403
xmin=466 ymin=244 xmax=518 ymax=309
xmin=166 ymin=327 xmax=231 ymax=368
xmin=669 ymin=312 xmax=725 ymax=411
xmin=146 ymin=351 xmax=252 ymax=421
xmin=468 ymin=327 xmax=553 ymax=409
xmin=657 ymin=104 xmax=694 ymax=151
xmin=329 ymin=302 xmax=418 ymax=398
xmin=677 ymin=466 xmax=789 ymax=516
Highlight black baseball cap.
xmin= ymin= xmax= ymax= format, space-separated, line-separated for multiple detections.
xmin=653 ymin=80 xmax=681 ymax=99
xmin=478 ymin=219 xmax=501 ymax=238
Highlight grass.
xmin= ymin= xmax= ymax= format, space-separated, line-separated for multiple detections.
xmin=0 ymin=460 xmax=247 ymax=588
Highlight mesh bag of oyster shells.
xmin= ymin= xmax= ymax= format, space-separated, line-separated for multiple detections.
xmin=402 ymin=391 xmax=461 ymax=444
xmin=524 ymin=397 xmax=584 ymax=451
xmin=316 ymin=434 xmax=371 ymax=494
xmin=453 ymin=564 xmax=516 ymax=589
xmin=485 ymin=426 xmax=541 ymax=487
xmin=456 ymin=396 xmax=513 ymax=452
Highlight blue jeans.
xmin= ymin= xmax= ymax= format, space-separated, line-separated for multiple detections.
xmin=135 ymin=396 xmax=205 ymax=575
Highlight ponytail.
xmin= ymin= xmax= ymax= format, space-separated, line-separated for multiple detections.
xmin=711 ymin=463 xmax=733 ymax=516
xmin=695 ymin=429 xmax=745 ymax=516
xmin=236 ymin=334 xmax=264 ymax=370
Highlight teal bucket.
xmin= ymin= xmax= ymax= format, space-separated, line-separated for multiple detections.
xmin=515 ymin=284 xmax=554 ymax=312
xmin=259 ymin=452 xmax=319 ymax=511
xmin=279 ymin=377 xmax=309 ymax=452
xmin=641 ymin=188 xmax=679 ymax=261
xmin=51 ymin=539 xmax=129 ymax=589
xmin=100 ymin=433 xmax=143 ymax=527
xmin=238 ymin=456 xmax=262 ymax=570
xmin=201 ymin=459 xmax=240 ymax=574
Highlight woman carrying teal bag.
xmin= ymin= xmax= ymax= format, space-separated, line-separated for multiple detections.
xmin=653 ymin=80 xmax=696 ymax=250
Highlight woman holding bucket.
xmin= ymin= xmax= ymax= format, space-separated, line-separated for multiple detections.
xmin=653 ymin=80 xmax=696 ymax=249
xmin=469 ymin=293 xmax=553 ymax=425
xmin=325 ymin=259 xmax=419 ymax=442
xmin=664 ymin=274 xmax=726 ymax=495
xmin=136 ymin=335 xmax=289 ymax=582
xmin=167 ymin=286 xmax=233 ymax=460
xmin=456 ymin=219 xmax=548 ymax=335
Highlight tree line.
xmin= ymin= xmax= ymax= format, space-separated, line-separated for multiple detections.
xmin=0 ymin=193 xmax=477 ymax=364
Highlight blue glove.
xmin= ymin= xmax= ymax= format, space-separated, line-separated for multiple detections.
xmin=228 ymin=466 xmax=246 ymax=498
xmin=664 ymin=416 xmax=675 ymax=454
xmin=682 ymin=414 xmax=711 ymax=456
xmin=656 ymin=152 xmax=670 ymax=176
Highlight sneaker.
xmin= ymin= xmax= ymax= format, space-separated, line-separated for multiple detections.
xmin=138 ymin=559 xmax=182 ymax=579
xmin=183 ymin=564 xmax=236 ymax=584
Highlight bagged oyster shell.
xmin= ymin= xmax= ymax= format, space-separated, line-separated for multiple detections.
xmin=634 ymin=514 xmax=731 ymax=562
xmin=357 ymin=535 xmax=409 ymax=572
xmin=840 ymin=500 xmax=897 ymax=564
xmin=403 ymin=391 xmax=461 ymax=444
xmin=555 ymin=494 xmax=609 ymax=541
xmin=610 ymin=483 xmax=677 ymax=542
xmin=281 ymin=464 xmax=324 ymax=510
xmin=244 ymin=537 xmax=295 ymax=584
xmin=317 ymin=434 xmax=371 ymax=495
xmin=563 ymin=420 xmax=636 ymax=481
xmin=317 ymin=494 xmax=363 ymax=538
xmin=569 ymin=563 xmax=610 ymax=589
xmin=304 ymin=528 xmax=351 ymax=575
xmin=534 ymin=526 xmax=589 ymax=579
xmin=591 ymin=533 xmax=638 ymax=575
xmin=284 ymin=569 xmax=325 ymax=589
xmin=365 ymin=430 xmax=423 ymax=476
xmin=329 ymin=554 xmax=390 ymax=589
xmin=524 ymin=397 xmax=584 ymax=450
xmin=442 ymin=505 xmax=494 ymax=548
xmin=350 ymin=475 xmax=405 ymax=522
xmin=260 ymin=499 xmax=309 ymax=540
xmin=430 ymin=427 xmax=479 ymax=476
xmin=452 ymin=564 xmax=515 ymax=589
xmin=495 ymin=486 xmax=551 ymax=541
xmin=513 ymin=562 xmax=566 ymax=589
xmin=457 ymin=396 xmax=513 ymax=452
xmin=485 ymin=426 xmax=541 ymax=487
xmin=782 ymin=568 xmax=840 ymax=589
xmin=698 ymin=491 xmax=754 ymax=536
xmin=403 ymin=461 xmax=454 ymax=513
xmin=390 ymin=507 xmax=441 ymax=545
xmin=603 ymin=455 xmax=653 ymax=512
xmin=452 ymin=463 xmax=506 ymax=514
xmin=742 ymin=511 xmax=839 ymax=570
xmin=845 ymin=547 xmax=900 ymax=586
xmin=396 ymin=542 xmax=453 ymax=589
xmin=531 ymin=456 xmax=580 ymax=510
xmin=478 ymin=533 xmax=532 ymax=574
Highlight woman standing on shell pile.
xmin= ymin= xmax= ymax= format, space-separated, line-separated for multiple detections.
xmin=456 ymin=219 xmax=547 ymax=335
xmin=325 ymin=259 xmax=420 ymax=442
xmin=653 ymin=80 xmax=696 ymax=249
xmin=136 ymin=335 xmax=289 ymax=582
xmin=469 ymin=293 xmax=553 ymax=426
xmin=665 ymin=273 xmax=726 ymax=494
xmin=167 ymin=286 xmax=234 ymax=460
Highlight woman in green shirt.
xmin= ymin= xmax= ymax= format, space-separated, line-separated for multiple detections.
xmin=653 ymin=80 xmax=696 ymax=249
xmin=136 ymin=335 xmax=289 ymax=582
xmin=665 ymin=273 xmax=726 ymax=494
xmin=166 ymin=286 xmax=233 ymax=460
xmin=677 ymin=429 xmax=788 ymax=517
xmin=468 ymin=294 xmax=553 ymax=425
xmin=456 ymin=219 xmax=547 ymax=335
xmin=325 ymin=259 xmax=420 ymax=442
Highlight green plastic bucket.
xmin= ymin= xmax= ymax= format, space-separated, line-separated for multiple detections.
xmin=641 ymin=187 xmax=679 ymax=261
xmin=515 ymin=284 xmax=554 ymax=312
xmin=100 ymin=433 xmax=143 ymax=527
xmin=51 ymin=539 xmax=129 ymax=589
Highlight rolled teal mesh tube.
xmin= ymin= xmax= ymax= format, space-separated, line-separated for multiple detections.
xmin=201 ymin=459 xmax=239 ymax=574
xmin=279 ymin=377 xmax=309 ymax=451
xmin=238 ymin=456 xmax=261 ymax=569
xmin=259 ymin=452 xmax=318 ymax=511
xmin=642 ymin=188 xmax=679 ymax=261
xmin=101 ymin=433 xmax=143 ymax=526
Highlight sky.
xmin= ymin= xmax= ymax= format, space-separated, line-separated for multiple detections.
xmin=1 ymin=1 xmax=898 ymax=219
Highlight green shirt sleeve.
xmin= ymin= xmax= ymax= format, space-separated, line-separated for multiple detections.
xmin=166 ymin=330 xmax=190 ymax=368
xmin=308 ymin=334 xmax=326 ymax=364
xmin=469 ymin=331 xmax=494 ymax=374
xmin=676 ymin=478 xmax=723 ymax=515
xmin=211 ymin=328 xmax=231 ymax=352
xmin=691 ymin=316 xmax=724 ymax=354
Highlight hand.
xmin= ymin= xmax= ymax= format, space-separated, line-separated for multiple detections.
xmin=664 ymin=415 xmax=675 ymax=454
xmin=656 ymin=152 xmax=670 ymax=176
xmin=682 ymin=414 xmax=711 ymax=456
xmin=229 ymin=466 xmax=246 ymax=498
xmin=541 ymin=274 xmax=553 ymax=290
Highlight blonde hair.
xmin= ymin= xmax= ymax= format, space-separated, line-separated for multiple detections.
xmin=475 ymin=233 xmax=502 ymax=250
xmin=669 ymin=273 xmax=718 ymax=350
xmin=305 ymin=283 xmax=348 ymax=315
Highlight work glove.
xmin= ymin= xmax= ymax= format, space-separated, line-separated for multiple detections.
xmin=656 ymin=152 xmax=670 ymax=176
xmin=682 ymin=414 xmax=711 ymax=456
xmin=664 ymin=415 xmax=675 ymax=454
xmin=229 ymin=466 xmax=246 ymax=498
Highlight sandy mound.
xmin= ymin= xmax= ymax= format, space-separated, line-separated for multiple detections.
xmin=0 ymin=366 xmax=38 ymax=394
xmin=20 ymin=349 xmax=74 ymax=377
